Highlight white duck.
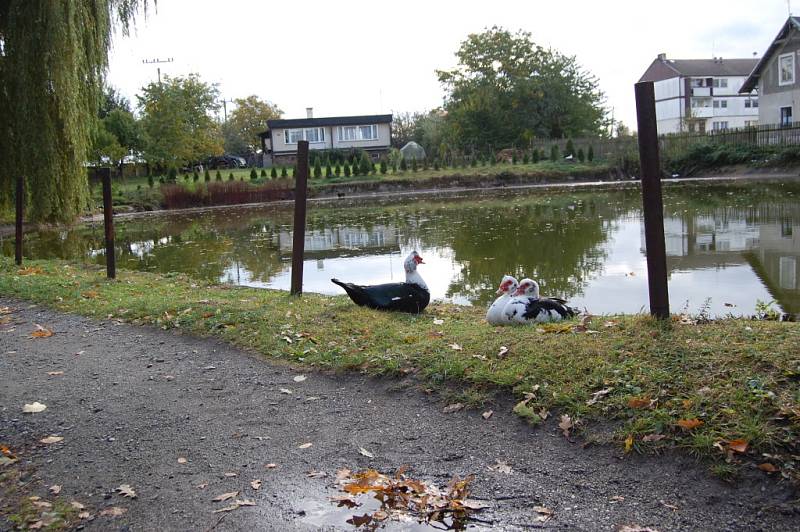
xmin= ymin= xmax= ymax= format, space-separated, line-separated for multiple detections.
xmin=486 ymin=275 xmax=518 ymax=325
xmin=503 ymin=278 xmax=576 ymax=324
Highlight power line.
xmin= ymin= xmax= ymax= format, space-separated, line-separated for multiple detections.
xmin=142 ymin=57 xmax=174 ymax=85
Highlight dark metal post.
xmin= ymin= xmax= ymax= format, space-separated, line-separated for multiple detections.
xmin=635 ymin=81 xmax=670 ymax=318
xmin=14 ymin=175 xmax=23 ymax=265
xmin=101 ymin=168 xmax=116 ymax=279
xmin=290 ymin=141 xmax=309 ymax=295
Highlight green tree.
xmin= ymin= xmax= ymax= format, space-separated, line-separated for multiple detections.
xmin=216 ymin=170 xmax=222 ymax=181
xmin=360 ymin=153 xmax=373 ymax=175
xmin=325 ymin=163 xmax=332 ymax=178
xmin=512 ymin=152 xmax=518 ymax=165
xmin=380 ymin=159 xmax=388 ymax=175
xmin=0 ymin=1 xmax=147 ymax=223
xmin=138 ymin=74 xmax=223 ymax=170
xmin=400 ymin=158 xmax=408 ymax=172
xmin=270 ymin=167 xmax=277 ymax=178
xmin=335 ymin=163 xmax=341 ymax=176
xmin=280 ymin=166 xmax=288 ymax=178
xmin=522 ymin=152 xmax=529 ymax=164
xmin=588 ymin=145 xmax=595 ymax=162
xmin=532 ymin=149 xmax=539 ymax=164
xmin=148 ymin=174 xmax=154 ymax=188
xmin=228 ymin=172 xmax=234 ymax=181
xmin=550 ymin=145 xmax=559 ymax=162
xmin=260 ymin=168 xmax=266 ymax=177
xmin=222 ymin=95 xmax=282 ymax=156
xmin=577 ymin=148 xmax=585 ymax=162
xmin=565 ymin=139 xmax=575 ymax=157
xmin=436 ymin=27 xmax=607 ymax=149
xmin=193 ymin=170 xmax=200 ymax=182
xmin=250 ymin=168 xmax=258 ymax=180
xmin=412 ymin=157 xmax=418 ymax=172
xmin=313 ymin=159 xmax=322 ymax=178
xmin=343 ymin=163 xmax=351 ymax=177
xmin=204 ymin=169 xmax=211 ymax=182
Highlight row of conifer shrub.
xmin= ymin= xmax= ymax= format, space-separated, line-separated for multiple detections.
xmin=160 ymin=181 xmax=293 ymax=209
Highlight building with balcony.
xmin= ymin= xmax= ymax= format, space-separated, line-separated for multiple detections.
xmin=638 ymin=54 xmax=759 ymax=134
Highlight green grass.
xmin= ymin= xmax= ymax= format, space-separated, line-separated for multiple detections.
xmin=1 ymin=257 xmax=798 ymax=482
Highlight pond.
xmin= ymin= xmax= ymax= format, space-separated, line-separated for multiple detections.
xmin=4 ymin=180 xmax=799 ymax=318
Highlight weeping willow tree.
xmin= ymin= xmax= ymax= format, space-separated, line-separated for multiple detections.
xmin=0 ymin=1 xmax=147 ymax=223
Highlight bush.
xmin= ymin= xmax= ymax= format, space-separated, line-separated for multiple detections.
xmin=350 ymin=160 xmax=359 ymax=176
xmin=423 ymin=157 xmax=429 ymax=171
xmin=540 ymin=149 xmax=546 ymax=161
xmin=281 ymin=166 xmax=288 ymax=178
xmin=391 ymin=161 xmax=397 ymax=173
xmin=184 ymin=173 xmax=190 ymax=182
xmin=343 ymin=162 xmax=351 ymax=177
xmin=191 ymin=170 xmax=198 ymax=182
xmin=550 ymin=145 xmax=559 ymax=162
xmin=261 ymin=168 xmax=267 ymax=177
xmin=216 ymin=170 xmax=222 ymax=181
xmin=204 ymin=169 xmax=211 ymax=182
xmin=490 ymin=154 xmax=497 ymax=166
xmin=313 ymin=159 xmax=322 ymax=179
xmin=167 ymin=167 xmax=178 ymax=182
xmin=532 ymin=150 xmax=539 ymax=164
xmin=250 ymin=168 xmax=258 ymax=181
xmin=380 ymin=158 xmax=387 ymax=174
xmin=588 ymin=145 xmax=595 ymax=162
xmin=228 ymin=172 xmax=234 ymax=181
xmin=565 ymin=139 xmax=575 ymax=157
xmin=359 ymin=152 xmax=372 ymax=175
xmin=577 ymin=148 xmax=585 ymax=162
xmin=412 ymin=157 xmax=418 ymax=172
xmin=433 ymin=158 xmax=440 ymax=170
xmin=325 ymin=163 xmax=332 ymax=178
xmin=270 ymin=167 xmax=277 ymax=178
xmin=512 ymin=152 xmax=518 ymax=164
xmin=148 ymin=174 xmax=154 ymax=188
xmin=335 ymin=163 xmax=341 ymax=176
xmin=400 ymin=158 xmax=408 ymax=172
xmin=292 ymin=164 xmax=297 ymax=177
xmin=522 ymin=152 xmax=529 ymax=164
xmin=471 ymin=156 xmax=477 ymax=167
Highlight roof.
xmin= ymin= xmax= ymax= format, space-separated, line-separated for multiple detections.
xmin=261 ymin=114 xmax=393 ymax=136
xmin=740 ymin=16 xmax=800 ymax=93
xmin=639 ymin=57 xmax=759 ymax=83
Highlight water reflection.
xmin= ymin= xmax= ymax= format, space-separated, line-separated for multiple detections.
xmin=3 ymin=181 xmax=799 ymax=317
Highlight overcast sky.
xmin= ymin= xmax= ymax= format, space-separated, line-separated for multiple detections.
xmin=108 ymin=0 xmax=794 ymax=132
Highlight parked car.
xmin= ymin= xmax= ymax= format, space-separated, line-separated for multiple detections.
xmin=205 ymin=155 xmax=247 ymax=169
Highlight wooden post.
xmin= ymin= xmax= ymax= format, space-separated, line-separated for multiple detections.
xmin=101 ymin=168 xmax=116 ymax=279
xmin=635 ymin=81 xmax=670 ymax=318
xmin=290 ymin=141 xmax=309 ymax=295
xmin=14 ymin=175 xmax=23 ymax=265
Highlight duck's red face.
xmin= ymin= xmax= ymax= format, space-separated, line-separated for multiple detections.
xmin=513 ymin=282 xmax=531 ymax=296
xmin=413 ymin=254 xmax=425 ymax=264
xmin=497 ymin=278 xmax=514 ymax=294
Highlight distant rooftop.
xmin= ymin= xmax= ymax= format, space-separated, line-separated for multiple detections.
xmin=263 ymin=114 xmax=393 ymax=133
xmin=639 ymin=55 xmax=759 ymax=83
xmin=741 ymin=16 xmax=800 ymax=93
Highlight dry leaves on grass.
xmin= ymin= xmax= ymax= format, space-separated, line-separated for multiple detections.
xmin=624 ymin=435 xmax=634 ymax=453
xmin=758 ymin=463 xmax=779 ymax=473
xmin=727 ymin=439 xmax=748 ymax=453
xmin=30 ymin=324 xmax=53 ymax=338
xmin=22 ymin=402 xmax=47 ymax=414
xmin=627 ymin=396 xmax=652 ymax=409
xmin=676 ymin=418 xmax=704 ymax=430
xmin=497 ymin=346 xmax=509 ymax=358
xmin=17 ymin=266 xmax=44 ymax=276
xmin=448 ymin=343 xmax=463 ymax=351
xmin=558 ymin=414 xmax=574 ymax=438
xmin=642 ymin=434 xmax=666 ymax=443
xmin=586 ymin=387 xmax=613 ymax=406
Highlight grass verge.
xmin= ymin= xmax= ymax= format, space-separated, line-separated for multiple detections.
xmin=1 ymin=258 xmax=799 ymax=483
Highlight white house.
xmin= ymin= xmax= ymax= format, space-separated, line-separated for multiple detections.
xmin=259 ymin=108 xmax=392 ymax=166
xmin=638 ymin=54 xmax=760 ymax=134
xmin=740 ymin=17 xmax=800 ymax=126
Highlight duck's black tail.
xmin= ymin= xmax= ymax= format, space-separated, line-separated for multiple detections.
xmin=331 ymin=278 xmax=369 ymax=307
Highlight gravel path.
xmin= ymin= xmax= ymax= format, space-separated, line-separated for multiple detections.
xmin=1 ymin=299 xmax=797 ymax=531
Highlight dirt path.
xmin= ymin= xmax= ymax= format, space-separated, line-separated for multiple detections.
xmin=1 ymin=299 xmax=797 ymax=531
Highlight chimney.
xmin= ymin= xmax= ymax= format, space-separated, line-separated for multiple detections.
xmin=657 ymin=53 xmax=667 ymax=62
xmin=306 ymin=107 xmax=313 ymax=119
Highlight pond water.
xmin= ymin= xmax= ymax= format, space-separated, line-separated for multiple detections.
xmin=4 ymin=180 xmax=800 ymax=317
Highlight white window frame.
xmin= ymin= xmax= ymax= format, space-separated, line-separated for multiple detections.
xmin=779 ymin=52 xmax=795 ymax=86
xmin=713 ymin=78 xmax=728 ymax=88
xmin=337 ymin=124 xmax=378 ymax=142
xmin=284 ymin=127 xmax=325 ymax=145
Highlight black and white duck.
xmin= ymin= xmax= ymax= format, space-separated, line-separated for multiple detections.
xmin=331 ymin=251 xmax=430 ymax=313
xmin=502 ymin=278 xmax=576 ymax=324
xmin=486 ymin=275 xmax=518 ymax=325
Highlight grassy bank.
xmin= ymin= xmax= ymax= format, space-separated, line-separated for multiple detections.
xmin=1 ymin=257 xmax=799 ymax=482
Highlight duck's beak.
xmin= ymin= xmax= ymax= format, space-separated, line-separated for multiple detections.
xmin=496 ymin=288 xmax=505 ymax=295
xmin=414 ymin=255 xmax=425 ymax=264
xmin=512 ymin=286 xmax=525 ymax=296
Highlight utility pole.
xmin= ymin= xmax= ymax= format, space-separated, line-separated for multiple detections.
xmin=220 ymin=98 xmax=234 ymax=122
xmin=142 ymin=57 xmax=174 ymax=85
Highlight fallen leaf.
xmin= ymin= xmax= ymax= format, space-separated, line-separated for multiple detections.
xmin=533 ymin=505 xmax=554 ymax=521
xmin=202 ymin=312 xmax=214 ymax=319
xmin=82 ymin=290 xmax=100 ymax=299
xmin=660 ymin=500 xmax=679 ymax=511
xmin=347 ymin=514 xmax=373 ymax=527
xmin=758 ymin=463 xmax=779 ymax=473
xmin=331 ymin=495 xmax=360 ymax=508
xmin=78 ymin=511 xmax=91 ymax=519
xmin=49 ymin=485 xmax=61 ymax=495
xmin=587 ymin=387 xmax=613 ymax=406
xmin=40 ymin=436 xmax=63 ymax=444
xmin=100 ymin=506 xmax=127 ymax=517
xmin=482 ymin=410 xmax=493 ymax=420
xmin=497 ymin=346 xmax=509 ymax=357
xmin=642 ymin=434 xmax=666 ymax=443
xmin=22 ymin=402 xmax=47 ymax=413
xmin=488 ymin=460 xmax=512 ymax=475
xmin=265 ymin=463 xmax=277 ymax=469
xmin=31 ymin=501 xmax=51 ymax=508
xmin=558 ymin=414 xmax=573 ymax=438
xmin=177 ymin=457 xmax=187 ymax=464
xmin=448 ymin=343 xmax=463 ymax=351
xmin=29 ymin=521 xmax=44 ymax=530
xmin=223 ymin=472 xmax=238 ymax=477
xmin=627 ymin=397 xmax=651 ymax=409
xmin=293 ymin=375 xmax=307 ymax=382
xmin=298 ymin=442 xmax=313 ymax=449
xmin=358 ymin=447 xmax=374 ymax=458
xmin=676 ymin=418 xmax=704 ymax=430
xmin=610 ymin=495 xmax=625 ymax=503
xmin=726 ymin=439 xmax=748 ymax=453
xmin=433 ymin=319 xmax=444 ymax=325
xmin=443 ymin=403 xmax=464 ymax=414
xmin=280 ymin=388 xmax=292 ymax=395
xmin=46 ymin=371 xmax=64 ymax=376
xmin=30 ymin=324 xmax=53 ymax=338
xmin=624 ymin=434 xmax=634 ymax=453
xmin=617 ymin=527 xmax=659 ymax=532
xmin=212 ymin=491 xmax=239 ymax=502
xmin=196 ymin=482 xmax=208 ymax=489
xmin=17 ymin=266 xmax=43 ymax=276
xmin=250 ymin=479 xmax=262 ymax=490
xmin=307 ymin=470 xmax=327 ymax=478
xmin=213 ymin=504 xmax=240 ymax=513
xmin=115 ymin=484 xmax=137 ymax=498
xmin=335 ymin=468 xmax=352 ymax=482
xmin=234 ymin=498 xmax=255 ymax=506
xmin=70 ymin=502 xmax=85 ymax=510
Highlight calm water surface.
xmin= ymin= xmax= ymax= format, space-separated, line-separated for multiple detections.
xmin=4 ymin=181 xmax=799 ymax=317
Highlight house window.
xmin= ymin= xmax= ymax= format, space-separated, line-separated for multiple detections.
xmin=284 ymin=127 xmax=325 ymax=144
xmin=691 ymin=78 xmax=706 ymax=88
xmin=781 ymin=106 xmax=793 ymax=127
xmin=714 ymin=100 xmax=728 ymax=108
xmin=691 ymin=98 xmax=711 ymax=108
xmin=745 ymin=98 xmax=759 ymax=108
xmin=713 ymin=78 xmax=728 ymax=88
xmin=712 ymin=121 xmax=729 ymax=130
xmin=338 ymin=124 xmax=378 ymax=141
xmin=779 ymin=52 xmax=795 ymax=85
xmin=744 ymin=120 xmax=759 ymax=127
